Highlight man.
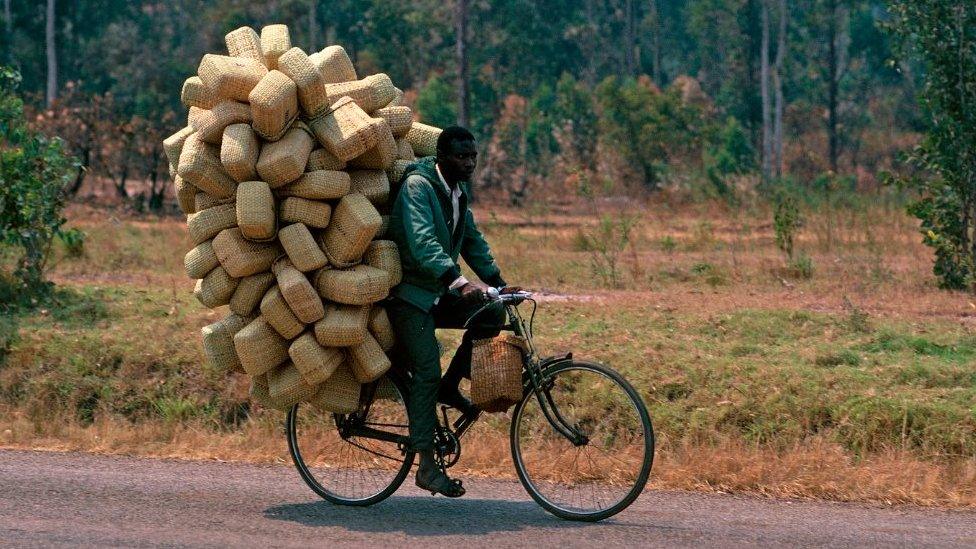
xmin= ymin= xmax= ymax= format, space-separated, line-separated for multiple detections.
xmin=386 ymin=126 xmax=517 ymax=498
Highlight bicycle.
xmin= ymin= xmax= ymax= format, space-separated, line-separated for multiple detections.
xmin=285 ymin=288 xmax=654 ymax=522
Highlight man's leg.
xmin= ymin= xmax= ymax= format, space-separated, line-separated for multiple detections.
xmin=385 ymin=298 xmax=440 ymax=451
xmin=432 ymin=294 xmax=507 ymax=402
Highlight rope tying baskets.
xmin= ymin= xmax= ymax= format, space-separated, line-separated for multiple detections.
xmin=348 ymin=121 xmax=397 ymax=171
xmin=309 ymin=97 xmax=381 ymax=162
xmin=314 ymin=302 xmax=369 ymax=346
xmin=212 ymin=227 xmax=280 ymax=277
xmin=260 ymin=24 xmax=291 ymax=70
xmin=197 ymin=54 xmax=267 ymax=103
xmin=309 ymin=363 xmax=360 ymax=414
xmin=315 ymin=264 xmax=389 ymax=305
xmin=278 ymin=170 xmax=350 ymax=200
xmin=236 ymin=181 xmax=277 ymax=242
xmin=220 ymin=123 xmax=260 ymax=182
xmin=260 ymin=285 xmax=305 ymax=339
xmin=325 ymin=73 xmax=396 ymax=113
xmin=277 ymin=47 xmax=330 ymax=119
xmin=187 ymin=203 xmax=237 ymax=245
xmin=406 ymin=122 xmax=442 ymax=157
xmin=278 ymin=223 xmax=327 ymax=272
xmin=230 ymin=271 xmax=275 ymax=317
xmin=321 ymin=193 xmax=381 ymax=267
xmin=249 ymin=70 xmax=298 ymax=142
xmin=224 ymin=26 xmax=264 ymax=64
xmin=306 ymin=147 xmax=347 ymax=172
xmin=181 ymin=76 xmax=218 ymax=109
xmin=368 ymin=306 xmax=395 ymax=352
xmin=363 ymin=240 xmax=401 ymax=287
xmin=348 ymin=169 xmax=391 ymax=207
xmin=184 ymin=240 xmax=220 ymax=279
xmin=289 ymin=331 xmax=343 ymax=385
xmin=274 ymin=258 xmax=325 ymax=323
xmin=309 ymin=45 xmax=357 ymax=84
xmin=348 ymin=332 xmax=392 ymax=383
xmin=178 ymin=134 xmax=237 ymax=199
xmin=374 ymin=106 xmax=413 ymax=138
xmin=194 ymin=265 xmax=239 ymax=308
xmin=470 ymin=334 xmax=528 ymax=413
xmin=256 ymin=124 xmax=315 ymax=188
xmin=279 ymin=197 xmax=331 ymax=228
xmin=201 ymin=314 xmax=249 ymax=373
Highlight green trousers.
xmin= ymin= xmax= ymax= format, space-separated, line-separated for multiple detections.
xmin=385 ymin=292 xmax=506 ymax=451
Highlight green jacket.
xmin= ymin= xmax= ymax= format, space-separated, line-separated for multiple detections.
xmin=388 ymin=156 xmax=505 ymax=312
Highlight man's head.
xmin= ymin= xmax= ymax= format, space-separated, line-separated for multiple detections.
xmin=436 ymin=126 xmax=477 ymax=184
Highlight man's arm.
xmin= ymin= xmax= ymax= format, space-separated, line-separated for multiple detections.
xmin=460 ymin=208 xmax=506 ymax=288
xmin=395 ymin=176 xmax=463 ymax=286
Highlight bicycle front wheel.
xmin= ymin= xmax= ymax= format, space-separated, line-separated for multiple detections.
xmin=511 ymin=360 xmax=654 ymax=521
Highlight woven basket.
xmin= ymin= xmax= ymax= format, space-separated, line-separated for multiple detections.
xmin=313 ymin=302 xmax=370 ymax=346
xmin=470 ymin=334 xmax=528 ymax=413
xmin=184 ymin=240 xmax=219 ymax=279
xmin=306 ymin=148 xmax=347 ymax=172
xmin=256 ymin=124 xmax=315 ymax=188
xmin=395 ymin=138 xmax=414 ymax=161
xmin=280 ymin=197 xmax=331 ymax=228
xmin=348 ymin=332 xmax=392 ymax=383
xmin=194 ymin=192 xmax=232 ymax=212
xmin=174 ymin=176 xmax=197 ymax=215
xmin=178 ymin=134 xmax=236 ymax=199
xmin=278 ymin=170 xmax=350 ymax=200
xmin=348 ymin=120 xmax=397 ymax=171
xmin=278 ymin=223 xmax=328 ymax=272
xmin=374 ymin=106 xmax=413 ymax=138
xmin=229 ymin=271 xmax=275 ymax=317
xmin=164 ymin=126 xmax=195 ymax=174
xmin=235 ymin=181 xmax=276 ymax=242
xmin=194 ymin=265 xmax=239 ymax=308
xmin=212 ymin=227 xmax=280 ymax=277
xmin=375 ymin=215 xmax=390 ymax=239
xmin=289 ymin=332 xmax=343 ymax=385
xmin=187 ymin=106 xmax=208 ymax=129
xmin=194 ymin=100 xmax=253 ymax=144
xmin=325 ymin=73 xmax=396 ymax=114
xmin=197 ymin=54 xmax=267 ymax=103
xmin=235 ymin=316 xmax=290 ymax=376
xmin=309 ymin=363 xmax=361 ymax=414
xmin=249 ymin=70 xmax=298 ymax=142
xmin=249 ymin=373 xmax=274 ymax=408
xmin=309 ymin=97 xmax=380 ymax=162
xmin=368 ymin=306 xmax=395 ymax=352
xmin=386 ymin=159 xmax=411 ymax=188
xmin=406 ymin=122 xmax=442 ymax=157
xmin=181 ymin=76 xmax=218 ymax=109
xmin=277 ymin=47 xmax=330 ymax=118
xmin=347 ymin=169 xmax=391 ymax=206
xmin=260 ymin=24 xmax=291 ymax=70
xmin=225 ymin=26 xmax=264 ymax=63
xmin=201 ymin=313 xmax=250 ymax=373
xmin=220 ymin=123 xmax=260 ymax=183
xmin=321 ymin=193 xmax=382 ymax=267
xmin=260 ymin=285 xmax=305 ymax=339
xmin=308 ymin=45 xmax=357 ymax=84
xmin=315 ymin=264 xmax=389 ymax=305
xmin=187 ymin=203 xmax=238 ymax=245
xmin=268 ymin=361 xmax=318 ymax=406
xmin=274 ymin=258 xmax=325 ymax=323
xmin=363 ymin=240 xmax=401 ymax=287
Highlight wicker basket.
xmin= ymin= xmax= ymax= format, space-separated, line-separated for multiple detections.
xmin=279 ymin=197 xmax=331 ymax=228
xmin=309 ymin=363 xmax=361 ymax=414
xmin=178 ymin=134 xmax=237 ymax=199
xmin=313 ymin=302 xmax=370 ymax=347
xmin=229 ymin=271 xmax=275 ymax=317
xmin=309 ymin=97 xmax=381 ymax=162
xmin=347 ymin=168 xmax=391 ymax=207
xmin=187 ymin=106 xmax=208 ymax=129
xmin=315 ymin=264 xmax=389 ymax=305
xmin=249 ymin=70 xmax=298 ymax=142
xmin=406 ymin=122 xmax=442 ymax=157
xmin=197 ymin=54 xmax=268 ymax=103
xmin=306 ymin=148 xmax=347 ymax=172
xmin=184 ymin=240 xmax=219 ymax=279
xmin=470 ymin=334 xmax=528 ymax=413
xmin=249 ymin=373 xmax=274 ymax=408
xmin=181 ymin=76 xmax=218 ymax=109
xmin=386 ymin=159 xmax=412 ymax=188
xmin=348 ymin=332 xmax=392 ymax=383
xmin=274 ymin=258 xmax=325 ymax=323
xmin=235 ymin=316 xmax=290 ymax=376
xmin=164 ymin=126 xmax=195 ymax=175
xmin=277 ymin=47 xmax=330 ymax=119
xmin=289 ymin=332 xmax=343 ymax=385
xmin=268 ymin=360 xmax=318 ymax=406
xmin=278 ymin=170 xmax=350 ymax=200
xmin=395 ymin=138 xmax=414 ymax=161
xmin=375 ymin=215 xmax=390 ymax=239
xmin=201 ymin=313 xmax=250 ymax=373
xmin=220 ymin=123 xmax=260 ymax=183
xmin=256 ymin=124 xmax=315 ymax=188
xmin=174 ymin=176 xmax=197 ymax=215
xmin=187 ymin=203 xmax=238 ymax=245
xmin=368 ymin=306 xmax=395 ymax=352
xmin=236 ymin=181 xmax=276 ymax=242
xmin=194 ymin=265 xmax=239 ymax=308
xmin=321 ymin=193 xmax=382 ymax=267
xmin=260 ymin=24 xmax=291 ymax=70
xmin=224 ymin=26 xmax=264 ymax=63
xmin=308 ymin=45 xmax=357 ymax=84
xmin=194 ymin=192 xmax=233 ymax=212
xmin=278 ymin=223 xmax=328 ymax=272
xmin=212 ymin=227 xmax=280 ymax=277
xmin=363 ymin=240 xmax=401 ymax=287
xmin=387 ymin=86 xmax=404 ymax=108
xmin=260 ymin=285 xmax=305 ymax=339
xmin=374 ymin=106 xmax=413 ymax=138
xmin=348 ymin=120 xmax=397 ymax=171
xmin=325 ymin=73 xmax=396 ymax=114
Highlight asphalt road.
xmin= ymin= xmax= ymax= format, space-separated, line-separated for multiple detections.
xmin=0 ymin=449 xmax=973 ymax=548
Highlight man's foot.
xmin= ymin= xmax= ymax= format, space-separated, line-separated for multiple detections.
xmin=416 ymin=464 xmax=465 ymax=497
xmin=437 ymin=387 xmax=479 ymax=418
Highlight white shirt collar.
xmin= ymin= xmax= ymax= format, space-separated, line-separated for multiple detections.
xmin=435 ymin=164 xmax=462 ymax=198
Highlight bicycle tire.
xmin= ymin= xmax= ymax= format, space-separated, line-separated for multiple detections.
xmin=286 ymin=374 xmax=416 ymax=506
xmin=510 ymin=359 xmax=654 ymax=521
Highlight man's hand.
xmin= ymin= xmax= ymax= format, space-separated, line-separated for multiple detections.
xmin=500 ymin=285 xmax=524 ymax=295
xmin=459 ymin=280 xmax=491 ymax=303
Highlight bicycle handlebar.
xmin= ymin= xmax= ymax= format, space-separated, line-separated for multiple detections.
xmin=462 ymin=287 xmax=533 ymax=328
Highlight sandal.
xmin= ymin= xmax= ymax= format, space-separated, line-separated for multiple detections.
xmin=416 ymin=465 xmax=466 ymax=498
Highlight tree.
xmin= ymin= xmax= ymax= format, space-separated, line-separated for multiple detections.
xmin=760 ymin=0 xmax=772 ymax=181
xmin=887 ymin=1 xmax=976 ymax=290
xmin=45 ymin=0 xmax=57 ymax=107
xmin=773 ymin=0 xmax=787 ymax=178
xmin=455 ymin=0 xmax=469 ymax=128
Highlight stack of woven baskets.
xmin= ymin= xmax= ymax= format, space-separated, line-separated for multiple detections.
xmin=165 ymin=24 xmax=443 ymax=414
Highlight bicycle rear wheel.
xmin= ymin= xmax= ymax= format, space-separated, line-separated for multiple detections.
xmin=286 ymin=375 xmax=415 ymax=506
xmin=511 ymin=360 xmax=653 ymax=521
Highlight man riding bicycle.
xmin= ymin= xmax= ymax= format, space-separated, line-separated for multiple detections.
xmin=385 ymin=126 xmax=519 ymax=498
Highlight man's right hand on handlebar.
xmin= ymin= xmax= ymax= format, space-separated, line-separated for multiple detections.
xmin=459 ymin=280 xmax=492 ymax=303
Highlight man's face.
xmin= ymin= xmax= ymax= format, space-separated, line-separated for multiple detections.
xmin=438 ymin=139 xmax=477 ymax=182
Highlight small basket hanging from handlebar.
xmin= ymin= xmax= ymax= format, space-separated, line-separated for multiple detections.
xmin=470 ymin=333 xmax=528 ymax=413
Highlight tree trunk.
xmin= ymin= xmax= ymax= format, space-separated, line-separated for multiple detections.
xmin=773 ymin=0 xmax=787 ymax=178
xmin=760 ymin=0 xmax=772 ymax=183
xmin=649 ymin=0 xmax=662 ymax=86
xmin=46 ymin=0 xmax=57 ymax=107
xmin=3 ymin=0 xmax=11 ymax=40
xmin=624 ymin=0 xmax=636 ymax=76
xmin=308 ymin=0 xmax=318 ymax=51
xmin=827 ymin=0 xmax=839 ymax=174
xmin=455 ymin=0 xmax=469 ymax=128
